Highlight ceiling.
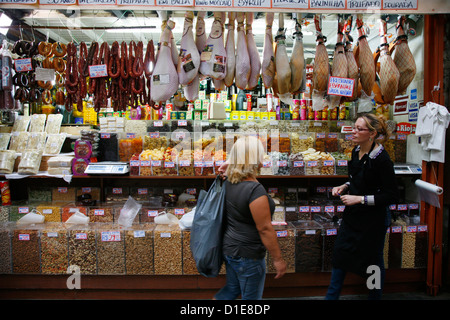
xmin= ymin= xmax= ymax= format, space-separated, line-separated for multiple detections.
xmin=2 ymin=9 xmax=423 ymax=62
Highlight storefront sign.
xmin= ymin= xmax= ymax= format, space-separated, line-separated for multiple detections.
xmin=396 ymin=122 xmax=416 ymax=135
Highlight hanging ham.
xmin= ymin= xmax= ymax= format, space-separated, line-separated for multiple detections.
xmin=235 ymin=12 xmax=251 ymax=90
xmin=312 ymin=15 xmax=329 ymax=93
xmin=184 ymin=73 xmax=200 ymax=102
xmin=290 ymin=18 xmax=306 ymax=94
xmin=224 ymin=12 xmax=236 ymax=88
xmin=246 ymin=13 xmax=261 ymax=90
xmin=178 ymin=11 xmax=200 ymax=86
xmin=274 ymin=13 xmax=292 ymax=103
xmin=393 ymin=16 xmax=416 ymax=95
xmin=199 ymin=12 xmax=227 ymax=80
xmin=344 ymin=17 xmax=359 ymax=101
xmin=151 ymin=20 xmax=179 ymax=103
xmin=195 ymin=11 xmax=207 ymax=55
xmin=329 ymin=18 xmax=348 ymax=108
xmin=356 ymin=14 xmax=375 ymax=96
xmin=378 ymin=19 xmax=400 ymax=105
xmin=261 ymin=12 xmax=275 ymax=89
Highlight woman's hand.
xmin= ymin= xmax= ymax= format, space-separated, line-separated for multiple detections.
xmin=217 ymin=161 xmax=229 ymax=178
xmin=332 ymin=184 xmax=348 ymax=197
xmin=340 ymin=195 xmax=363 ymax=206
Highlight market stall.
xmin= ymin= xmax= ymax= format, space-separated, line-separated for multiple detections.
xmin=0 ymin=1 xmax=447 ymax=299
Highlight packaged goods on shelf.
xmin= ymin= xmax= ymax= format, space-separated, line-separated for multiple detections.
xmin=0 ymin=133 xmax=11 ymax=150
xmin=67 ymin=224 xmax=97 ymax=275
xmin=47 ymin=155 xmax=75 ymax=168
xmin=267 ymin=223 xmax=296 ymax=274
xmin=40 ymin=222 xmax=68 ymax=274
xmin=96 ymin=223 xmax=126 ymax=275
xmin=44 ymin=134 xmax=66 ymax=155
xmin=18 ymin=149 xmax=43 ymax=175
xmin=0 ymin=150 xmax=16 ymax=174
xmin=27 ymin=132 xmax=47 ymax=150
xmin=125 ymin=224 xmax=155 ymax=275
xmin=72 ymin=158 xmax=89 ymax=176
xmin=29 ymin=114 xmax=47 ymax=133
xmin=153 ymin=224 xmax=183 ymax=275
xmin=9 ymin=132 xmax=29 ymax=151
xmin=12 ymin=224 xmax=42 ymax=274
xmin=45 ymin=114 xmax=63 ymax=134
xmin=11 ymin=115 xmax=31 ymax=132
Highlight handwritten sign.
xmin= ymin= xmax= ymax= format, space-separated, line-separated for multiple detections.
xmin=194 ymin=0 xmax=232 ymax=6
xmin=234 ymin=0 xmax=271 ymax=7
xmin=117 ymin=0 xmax=153 ymax=3
xmin=272 ymin=0 xmax=308 ymax=9
xmin=327 ymin=76 xmax=355 ymax=97
xmin=383 ymin=0 xmax=418 ymax=9
xmin=39 ymin=0 xmax=76 ymax=4
xmin=89 ymin=64 xmax=108 ymax=78
xmin=14 ymin=58 xmax=32 ymax=72
xmin=347 ymin=0 xmax=381 ymax=9
xmin=35 ymin=67 xmax=55 ymax=82
xmin=78 ymin=0 xmax=116 ymax=4
xmin=310 ymin=0 xmax=345 ymax=8
xmin=155 ymin=0 xmax=193 ymax=5
xmin=0 ymin=0 xmax=36 ymax=3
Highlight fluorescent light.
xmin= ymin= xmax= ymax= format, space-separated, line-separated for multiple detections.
xmin=105 ymin=27 xmax=156 ymax=34
xmin=0 ymin=12 xmax=12 ymax=36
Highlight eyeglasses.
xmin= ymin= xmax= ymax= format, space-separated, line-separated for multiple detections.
xmin=352 ymin=126 xmax=370 ymax=132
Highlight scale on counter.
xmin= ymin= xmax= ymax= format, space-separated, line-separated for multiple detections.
xmin=85 ymin=162 xmax=130 ymax=175
xmin=394 ymin=163 xmax=422 ymax=175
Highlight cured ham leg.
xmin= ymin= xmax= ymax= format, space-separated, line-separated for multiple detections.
xmin=344 ymin=16 xmax=359 ymax=101
xmin=158 ymin=11 xmax=178 ymax=67
xmin=235 ymin=12 xmax=251 ymax=90
xmin=393 ymin=16 xmax=416 ymax=95
xmin=329 ymin=18 xmax=348 ymax=108
xmin=261 ymin=12 xmax=275 ymax=89
xmin=195 ymin=11 xmax=207 ymax=55
xmin=312 ymin=15 xmax=329 ymax=93
xmin=224 ymin=12 xmax=236 ymax=87
xmin=275 ymin=13 xmax=291 ymax=99
xmin=378 ymin=19 xmax=400 ymax=105
xmin=184 ymin=73 xmax=200 ymax=102
xmin=199 ymin=12 xmax=227 ymax=80
xmin=151 ymin=20 xmax=179 ymax=103
xmin=290 ymin=18 xmax=306 ymax=94
xmin=246 ymin=13 xmax=261 ymax=90
xmin=178 ymin=11 xmax=200 ymax=86
xmin=356 ymin=14 xmax=375 ymax=96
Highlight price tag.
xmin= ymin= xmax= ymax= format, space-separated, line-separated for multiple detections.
xmin=18 ymin=234 xmax=30 ymax=241
xmin=154 ymin=121 xmax=163 ymax=127
xmin=47 ymin=232 xmax=58 ymax=238
xmin=112 ymin=188 xmax=123 ymax=194
xmin=327 ymin=229 xmax=338 ymax=236
xmin=134 ymin=230 xmax=145 ymax=238
xmin=94 ymin=209 xmax=105 ymax=216
xmin=18 ymin=207 xmax=29 ymax=214
xmin=305 ymin=230 xmax=317 ymax=235
xmin=276 ymin=230 xmax=288 ymax=238
xmin=138 ymin=188 xmax=148 ymax=195
xmin=88 ymin=64 xmax=108 ymax=78
xmin=101 ymin=231 xmax=121 ymax=242
xmin=76 ymin=233 xmax=87 ymax=240
xmin=174 ymin=208 xmax=185 ymax=215
xmin=58 ymin=187 xmax=68 ymax=193
xmin=14 ymin=58 xmax=33 ymax=72
xmin=160 ymin=232 xmax=171 ymax=238
xmin=147 ymin=210 xmax=158 ymax=217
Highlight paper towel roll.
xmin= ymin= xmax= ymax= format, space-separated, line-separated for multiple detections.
xmin=415 ymin=179 xmax=443 ymax=195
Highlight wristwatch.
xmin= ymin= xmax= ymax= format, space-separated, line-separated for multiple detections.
xmin=360 ymin=196 xmax=365 ymax=204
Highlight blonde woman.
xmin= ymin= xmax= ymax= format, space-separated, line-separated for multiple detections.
xmin=214 ymin=135 xmax=286 ymax=300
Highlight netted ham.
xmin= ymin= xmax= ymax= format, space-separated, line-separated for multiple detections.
xmin=224 ymin=12 xmax=236 ymax=87
xmin=246 ymin=13 xmax=261 ymax=90
xmin=178 ymin=11 xmax=200 ymax=86
xmin=261 ymin=12 xmax=275 ymax=89
xmin=151 ymin=20 xmax=179 ymax=103
xmin=312 ymin=15 xmax=329 ymax=93
xmin=235 ymin=12 xmax=251 ymax=90
xmin=290 ymin=19 xmax=306 ymax=94
xmin=356 ymin=14 xmax=375 ymax=96
xmin=199 ymin=12 xmax=227 ymax=80
xmin=329 ymin=19 xmax=348 ymax=108
xmin=195 ymin=11 xmax=207 ymax=55
xmin=344 ymin=17 xmax=359 ymax=101
xmin=378 ymin=19 xmax=400 ymax=105
xmin=393 ymin=16 xmax=416 ymax=95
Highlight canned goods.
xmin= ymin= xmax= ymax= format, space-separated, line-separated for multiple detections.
xmin=0 ymin=180 xmax=11 ymax=206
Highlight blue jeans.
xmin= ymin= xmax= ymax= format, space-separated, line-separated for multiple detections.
xmin=214 ymin=255 xmax=266 ymax=300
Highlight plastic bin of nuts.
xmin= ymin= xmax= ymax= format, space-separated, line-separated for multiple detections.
xmin=266 ymin=223 xmax=296 ymax=273
xmin=12 ymin=224 xmax=42 ymax=274
xmin=87 ymin=205 xmax=115 ymax=223
xmin=9 ymin=202 xmax=35 ymax=222
xmin=182 ymin=229 xmax=199 ymax=275
xmin=129 ymin=187 xmax=151 ymax=202
xmin=40 ymin=222 xmax=68 ymax=274
xmin=96 ymin=223 xmax=126 ymax=275
xmin=61 ymin=203 xmax=88 ymax=223
xmin=67 ymin=224 xmax=97 ymax=275
xmin=322 ymin=222 xmax=339 ymax=272
xmin=302 ymin=148 xmax=322 ymax=175
xmin=153 ymin=224 xmax=183 ymax=275
xmin=105 ymin=186 xmax=129 ymax=203
xmin=35 ymin=203 xmax=62 ymax=222
xmin=292 ymin=220 xmax=323 ymax=272
xmin=0 ymin=222 xmax=13 ymax=274
xmin=178 ymin=151 xmax=194 ymax=176
xmin=125 ymin=223 xmax=155 ymax=275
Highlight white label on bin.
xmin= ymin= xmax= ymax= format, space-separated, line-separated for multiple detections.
xmin=134 ymin=230 xmax=145 ymax=238
xmin=305 ymin=230 xmax=316 ymax=235
xmin=286 ymin=207 xmax=296 ymax=212
xmin=179 ymin=160 xmax=190 ymax=167
xmin=324 ymin=160 xmax=334 ymax=167
xmin=101 ymin=231 xmax=121 ymax=242
xmin=276 ymin=230 xmax=288 ymax=238
xmin=43 ymin=209 xmax=53 ymax=214
xmin=174 ymin=208 xmax=185 ymax=215
xmin=47 ymin=232 xmax=58 ymax=238
xmin=82 ymin=187 xmax=91 ymax=193
xmin=160 ymin=232 xmax=171 ymax=238
xmin=18 ymin=234 xmax=30 ymax=241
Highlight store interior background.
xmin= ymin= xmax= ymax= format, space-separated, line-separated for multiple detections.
xmin=0 ymin=8 xmax=449 ymax=293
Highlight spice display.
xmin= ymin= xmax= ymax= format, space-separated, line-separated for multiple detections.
xmin=88 ymin=206 xmax=114 ymax=222
xmin=182 ymin=230 xmax=198 ymax=275
xmin=36 ymin=204 xmax=61 ymax=222
xmin=267 ymin=224 xmax=295 ymax=273
xmin=0 ymin=150 xmax=16 ymax=174
xmin=52 ymin=187 xmax=76 ymax=202
xmin=0 ymin=133 xmax=11 ymax=150
xmin=125 ymin=224 xmax=155 ymax=275
xmin=61 ymin=205 xmax=88 ymax=222
xmin=40 ymin=223 xmax=68 ymax=274
xmin=96 ymin=224 xmax=125 ymax=275
xmin=153 ymin=224 xmax=182 ymax=275
xmin=0 ymin=224 xmax=12 ymax=273
xmin=289 ymin=152 xmax=305 ymax=176
xmin=119 ymin=135 xmax=143 ymax=162
xmin=401 ymin=226 xmax=416 ymax=269
xmin=293 ymin=221 xmax=323 ymax=272
xmin=68 ymin=226 xmax=97 ymax=275
xmin=12 ymin=228 xmax=41 ymax=274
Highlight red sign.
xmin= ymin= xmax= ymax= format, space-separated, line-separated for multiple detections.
xmin=396 ymin=122 xmax=416 ymax=135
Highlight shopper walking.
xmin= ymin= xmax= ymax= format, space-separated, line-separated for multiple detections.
xmin=214 ymin=135 xmax=286 ymax=300
xmin=325 ymin=113 xmax=398 ymax=300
